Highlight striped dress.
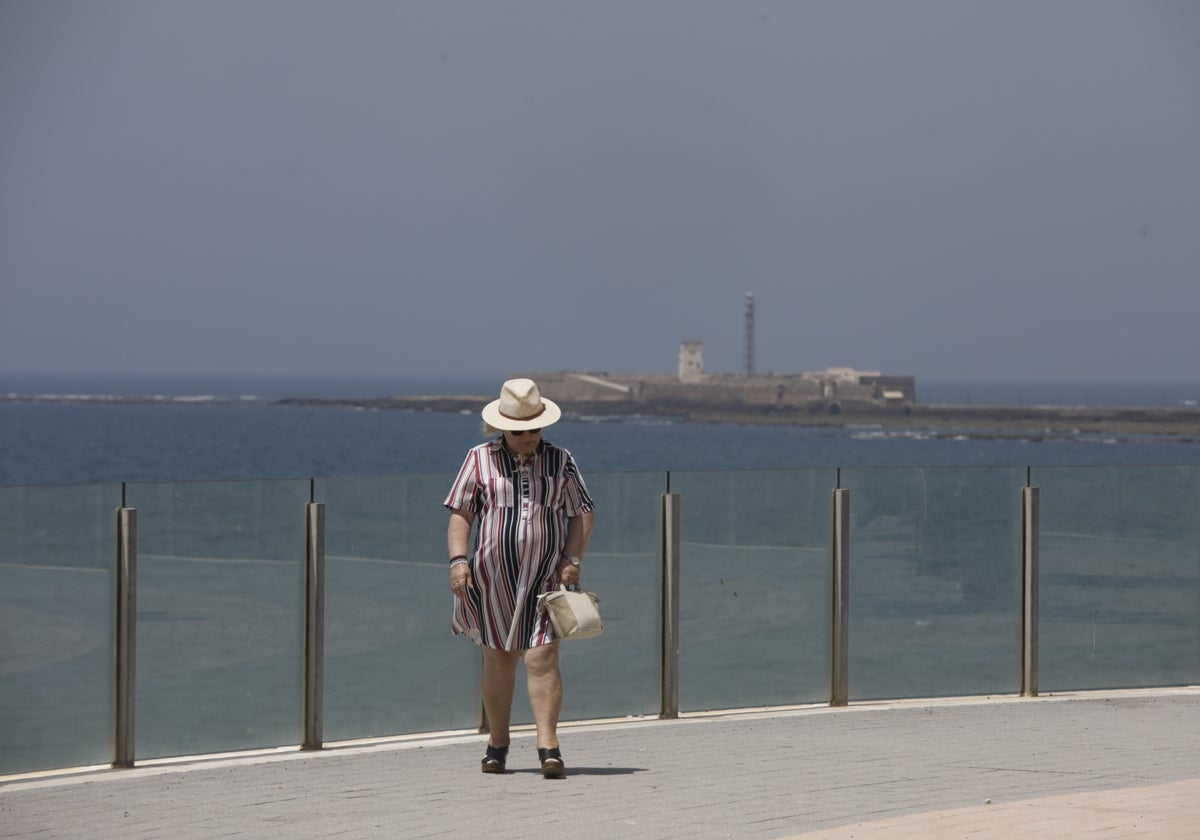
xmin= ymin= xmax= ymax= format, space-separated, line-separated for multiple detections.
xmin=444 ymin=437 xmax=595 ymax=650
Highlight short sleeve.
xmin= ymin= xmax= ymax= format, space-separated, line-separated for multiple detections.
xmin=560 ymin=453 xmax=594 ymax=517
xmin=443 ymin=449 xmax=480 ymax=512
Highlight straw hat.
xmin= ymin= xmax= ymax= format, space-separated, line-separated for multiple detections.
xmin=481 ymin=378 xmax=562 ymax=431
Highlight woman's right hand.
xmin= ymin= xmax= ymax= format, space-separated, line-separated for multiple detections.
xmin=450 ymin=563 xmax=473 ymax=598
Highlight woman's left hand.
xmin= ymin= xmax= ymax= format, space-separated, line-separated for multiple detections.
xmin=558 ymin=559 xmax=581 ymax=589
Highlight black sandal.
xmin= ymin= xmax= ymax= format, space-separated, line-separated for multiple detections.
xmin=538 ymin=747 xmax=565 ymax=778
xmin=481 ymin=744 xmax=508 ymax=774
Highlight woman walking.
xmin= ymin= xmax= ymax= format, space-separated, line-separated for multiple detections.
xmin=445 ymin=378 xmax=595 ymax=777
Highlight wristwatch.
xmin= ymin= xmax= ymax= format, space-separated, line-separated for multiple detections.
xmin=565 ymin=556 xmax=582 ymax=567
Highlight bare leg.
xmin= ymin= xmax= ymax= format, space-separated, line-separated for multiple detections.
xmin=523 ymin=641 xmax=562 ymax=749
xmin=481 ymin=647 xmax=520 ymax=747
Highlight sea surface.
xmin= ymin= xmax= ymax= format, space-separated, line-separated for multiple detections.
xmin=2 ymin=374 xmax=1200 ymax=485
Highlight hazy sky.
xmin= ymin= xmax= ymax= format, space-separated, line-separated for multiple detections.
xmin=2 ymin=1 xmax=1198 ymax=383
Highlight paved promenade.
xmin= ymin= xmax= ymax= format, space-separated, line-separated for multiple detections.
xmin=3 ymin=688 xmax=1197 ymax=839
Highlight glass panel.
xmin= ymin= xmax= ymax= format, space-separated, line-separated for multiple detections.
xmin=125 ymin=479 xmax=310 ymax=760
xmin=0 ymin=483 xmax=121 ymax=774
xmin=1033 ymin=465 xmax=1200 ymax=691
xmin=511 ymin=470 xmax=666 ymax=724
xmin=316 ymin=473 xmax=481 ymax=740
xmin=671 ymin=469 xmax=835 ymax=712
xmin=841 ymin=467 xmax=1025 ymax=700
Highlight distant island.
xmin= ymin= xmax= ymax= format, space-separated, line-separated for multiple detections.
xmin=6 ymin=357 xmax=1200 ymax=440
xmin=11 ymin=300 xmax=1195 ymax=438
xmin=6 ymin=326 xmax=1198 ymax=439
xmin=5 ymin=384 xmax=1199 ymax=438
xmin=272 ymin=391 xmax=1200 ymax=438
xmin=269 ymin=363 xmax=1200 ymax=439
xmin=7 ymin=298 xmax=1197 ymax=438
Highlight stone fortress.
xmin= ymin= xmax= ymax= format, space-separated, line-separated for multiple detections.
xmin=517 ymin=293 xmax=916 ymax=417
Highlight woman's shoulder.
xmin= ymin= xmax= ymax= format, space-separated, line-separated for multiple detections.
xmin=462 ymin=438 xmax=509 ymax=469
xmin=538 ymin=440 xmax=581 ymax=465
xmin=465 ymin=438 xmax=504 ymax=455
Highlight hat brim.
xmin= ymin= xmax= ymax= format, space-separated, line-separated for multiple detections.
xmin=481 ymin=397 xmax=561 ymax=431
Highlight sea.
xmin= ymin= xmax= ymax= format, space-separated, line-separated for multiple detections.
xmin=3 ymin=373 xmax=1200 ymax=485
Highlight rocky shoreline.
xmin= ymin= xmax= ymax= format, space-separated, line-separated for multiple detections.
xmin=271 ymin=395 xmax=1200 ymax=439
xmin=6 ymin=391 xmax=1198 ymax=438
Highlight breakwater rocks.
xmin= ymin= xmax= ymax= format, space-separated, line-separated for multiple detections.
xmin=7 ymin=391 xmax=1196 ymax=438
xmin=273 ymin=395 xmax=1200 ymax=438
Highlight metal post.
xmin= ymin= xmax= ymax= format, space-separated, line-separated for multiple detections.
xmin=1021 ymin=486 xmax=1039 ymax=697
xmin=660 ymin=492 xmax=681 ymax=719
xmin=831 ymin=489 xmax=850 ymax=706
xmin=303 ymin=502 xmax=325 ymax=750
xmin=114 ymin=507 xmax=137 ymax=768
xmin=479 ymin=650 xmax=490 ymax=735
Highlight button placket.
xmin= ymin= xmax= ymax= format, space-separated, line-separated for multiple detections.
xmin=518 ymin=463 xmax=532 ymax=521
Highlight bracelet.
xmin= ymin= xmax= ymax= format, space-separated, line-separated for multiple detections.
xmin=449 ymin=557 xmax=469 ymax=568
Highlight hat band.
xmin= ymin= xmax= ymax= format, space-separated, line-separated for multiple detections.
xmin=500 ymin=404 xmax=546 ymax=422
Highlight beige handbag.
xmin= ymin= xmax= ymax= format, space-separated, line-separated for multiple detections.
xmin=536 ymin=585 xmax=604 ymax=640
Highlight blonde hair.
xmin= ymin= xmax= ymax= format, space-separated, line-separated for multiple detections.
xmin=482 ymin=421 xmax=501 ymax=437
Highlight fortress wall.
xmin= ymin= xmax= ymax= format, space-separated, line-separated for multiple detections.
xmin=516 ymin=372 xmax=636 ymax=402
xmin=638 ymin=378 xmax=821 ymax=407
xmin=521 ymin=370 xmax=912 ymax=408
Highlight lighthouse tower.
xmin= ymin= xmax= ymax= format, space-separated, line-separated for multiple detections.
xmin=743 ymin=292 xmax=755 ymax=378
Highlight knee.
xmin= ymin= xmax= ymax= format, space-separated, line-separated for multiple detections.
xmin=523 ymin=643 xmax=560 ymax=678
xmin=482 ymin=649 xmax=520 ymax=676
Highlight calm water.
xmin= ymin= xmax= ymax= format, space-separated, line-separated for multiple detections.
xmin=2 ymin=375 xmax=1200 ymax=485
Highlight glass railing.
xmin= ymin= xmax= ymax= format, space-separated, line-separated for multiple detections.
xmin=840 ymin=467 xmax=1027 ymax=700
xmin=1032 ymin=465 xmax=1200 ymax=691
xmin=124 ymin=479 xmax=311 ymax=760
xmin=2 ymin=464 xmax=1197 ymax=776
xmin=315 ymin=473 xmax=480 ymax=740
xmin=671 ymin=469 xmax=835 ymax=711
xmin=0 ymin=483 xmax=122 ymax=775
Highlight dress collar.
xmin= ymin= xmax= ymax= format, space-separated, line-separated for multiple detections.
xmin=493 ymin=436 xmax=545 ymax=467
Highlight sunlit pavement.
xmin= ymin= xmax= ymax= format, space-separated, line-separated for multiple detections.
xmin=3 ymin=688 xmax=1198 ymax=840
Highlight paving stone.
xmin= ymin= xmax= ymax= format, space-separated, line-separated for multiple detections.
xmin=2 ymin=690 xmax=1197 ymax=840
